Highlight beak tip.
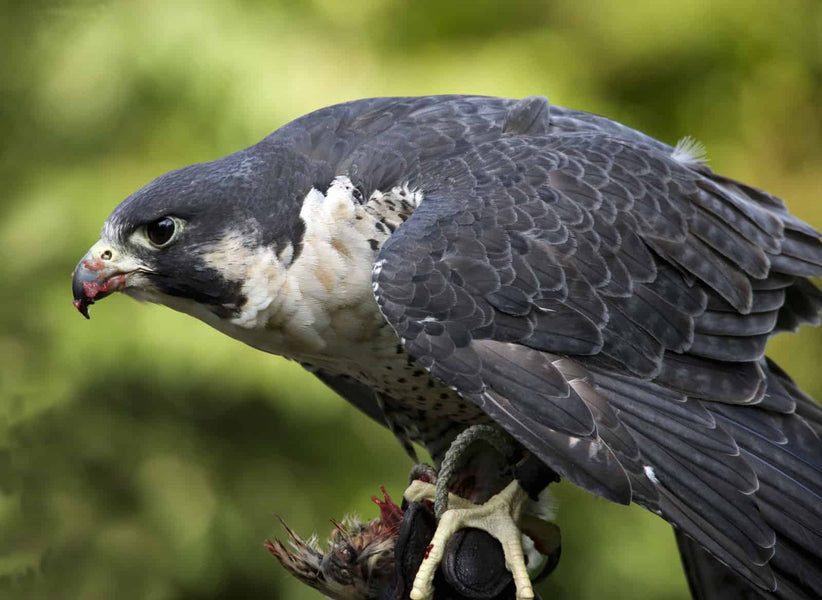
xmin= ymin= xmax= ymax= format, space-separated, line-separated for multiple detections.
xmin=73 ymin=298 xmax=91 ymax=319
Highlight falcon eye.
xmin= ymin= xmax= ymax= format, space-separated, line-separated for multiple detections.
xmin=146 ymin=217 xmax=176 ymax=247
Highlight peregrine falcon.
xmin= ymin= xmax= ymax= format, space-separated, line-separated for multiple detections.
xmin=72 ymin=95 xmax=822 ymax=599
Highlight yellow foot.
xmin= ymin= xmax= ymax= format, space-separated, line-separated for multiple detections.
xmin=404 ymin=479 xmax=534 ymax=600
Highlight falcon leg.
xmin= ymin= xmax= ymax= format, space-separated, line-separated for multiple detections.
xmin=433 ymin=424 xmax=517 ymax=517
xmin=408 ymin=479 xmax=533 ymax=600
xmin=404 ymin=424 xmax=537 ymax=600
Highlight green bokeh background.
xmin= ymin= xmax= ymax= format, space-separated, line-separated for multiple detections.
xmin=2 ymin=1 xmax=821 ymax=599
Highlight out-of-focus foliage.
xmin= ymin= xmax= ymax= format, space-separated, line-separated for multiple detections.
xmin=1 ymin=1 xmax=820 ymax=598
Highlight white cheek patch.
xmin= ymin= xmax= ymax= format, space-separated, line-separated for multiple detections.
xmin=198 ymin=228 xmax=284 ymax=328
xmin=199 ymin=229 xmax=260 ymax=282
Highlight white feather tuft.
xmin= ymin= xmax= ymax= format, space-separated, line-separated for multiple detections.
xmin=671 ymin=136 xmax=708 ymax=164
xmin=526 ymin=486 xmax=558 ymax=522
xmin=644 ymin=465 xmax=660 ymax=485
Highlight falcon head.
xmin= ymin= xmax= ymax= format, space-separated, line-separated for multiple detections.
xmin=71 ymin=144 xmax=310 ymax=322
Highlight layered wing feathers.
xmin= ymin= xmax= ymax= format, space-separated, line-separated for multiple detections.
xmin=347 ymin=96 xmax=822 ymax=598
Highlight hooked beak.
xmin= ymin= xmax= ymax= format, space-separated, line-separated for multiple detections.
xmin=72 ymin=241 xmax=138 ymax=319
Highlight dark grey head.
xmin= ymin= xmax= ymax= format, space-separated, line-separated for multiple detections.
xmin=72 ymin=143 xmax=312 ymax=320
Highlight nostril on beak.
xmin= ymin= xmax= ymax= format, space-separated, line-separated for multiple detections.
xmin=101 ymin=250 xmax=112 ymax=260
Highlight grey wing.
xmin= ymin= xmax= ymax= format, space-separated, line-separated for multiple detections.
xmin=675 ymin=529 xmax=768 ymax=600
xmin=371 ymin=101 xmax=822 ymax=598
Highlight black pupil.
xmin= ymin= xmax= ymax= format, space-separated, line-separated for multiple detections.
xmin=147 ymin=217 xmax=175 ymax=246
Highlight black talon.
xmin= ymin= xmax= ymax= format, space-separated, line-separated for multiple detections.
xmin=392 ymin=501 xmax=437 ymax=600
xmin=532 ymin=541 xmax=561 ymax=585
xmin=442 ymin=528 xmax=515 ymax=599
xmin=392 ymin=500 xmax=535 ymax=600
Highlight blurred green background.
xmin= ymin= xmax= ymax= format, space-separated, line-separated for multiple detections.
xmin=2 ymin=1 xmax=821 ymax=599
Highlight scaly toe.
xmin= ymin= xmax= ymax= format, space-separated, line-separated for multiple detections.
xmin=407 ymin=479 xmax=534 ymax=600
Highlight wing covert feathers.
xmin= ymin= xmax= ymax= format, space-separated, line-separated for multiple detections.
xmin=361 ymin=96 xmax=822 ymax=598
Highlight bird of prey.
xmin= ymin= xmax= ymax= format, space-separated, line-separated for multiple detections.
xmin=72 ymin=95 xmax=822 ymax=599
